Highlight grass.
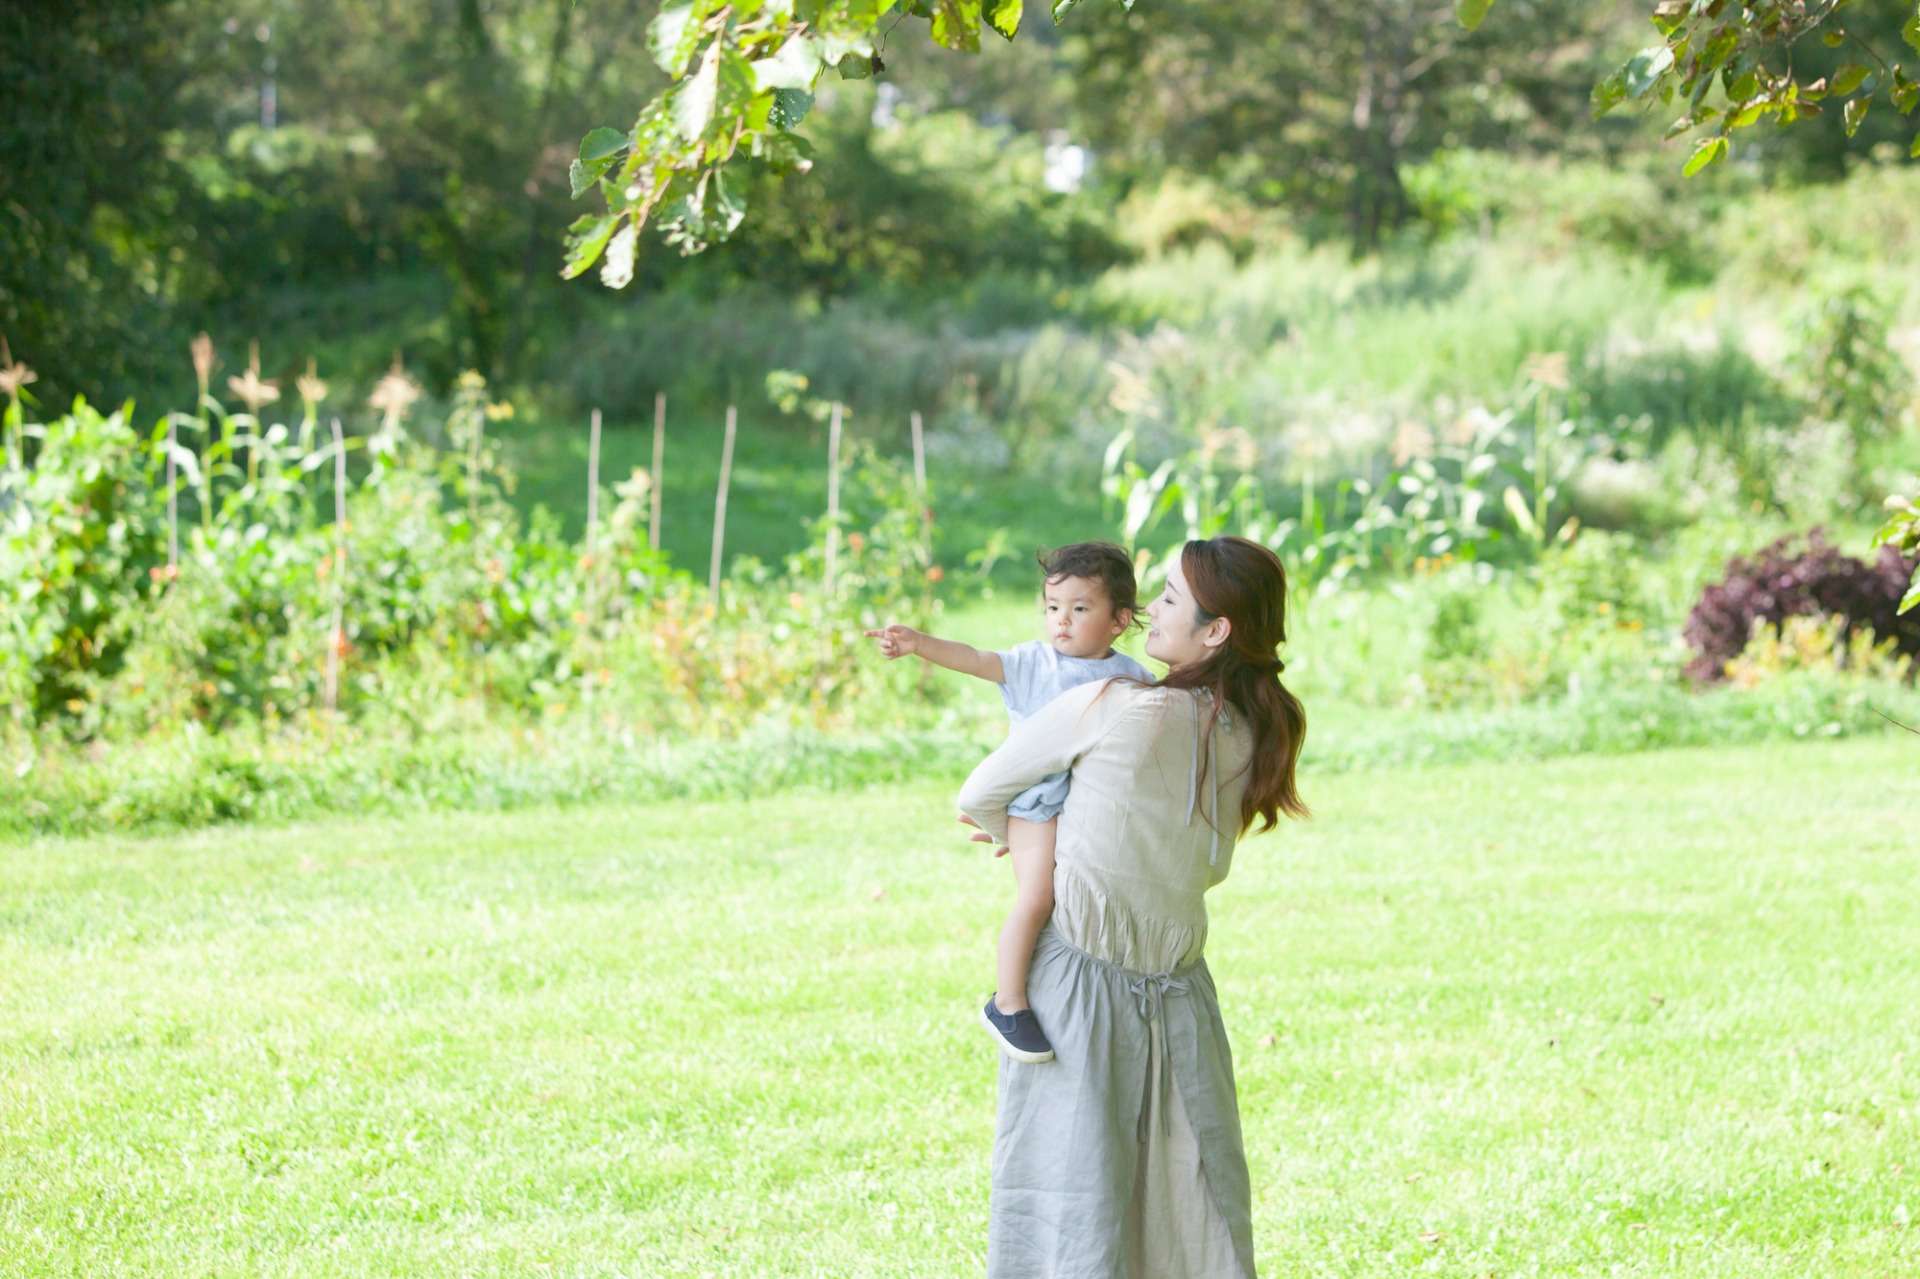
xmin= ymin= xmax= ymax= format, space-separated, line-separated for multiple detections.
xmin=4 ymin=736 xmax=1918 ymax=1276
xmin=7 ymin=658 xmax=1917 ymax=841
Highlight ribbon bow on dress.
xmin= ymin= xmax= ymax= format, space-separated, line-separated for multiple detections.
xmin=1127 ymin=970 xmax=1194 ymax=1141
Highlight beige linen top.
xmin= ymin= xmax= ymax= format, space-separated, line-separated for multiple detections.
xmin=958 ymin=678 xmax=1254 ymax=974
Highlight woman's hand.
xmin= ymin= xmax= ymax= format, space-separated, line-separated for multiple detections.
xmin=958 ymin=813 xmax=1010 ymax=858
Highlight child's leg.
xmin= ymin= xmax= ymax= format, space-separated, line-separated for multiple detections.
xmin=993 ymin=815 xmax=1058 ymax=1014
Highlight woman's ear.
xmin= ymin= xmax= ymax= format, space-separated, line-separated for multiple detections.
xmin=1203 ymin=616 xmax=1231 ymax=650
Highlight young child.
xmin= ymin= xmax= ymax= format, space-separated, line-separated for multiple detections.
xmin=863 ymin=541 xmax=1153 ymax=1063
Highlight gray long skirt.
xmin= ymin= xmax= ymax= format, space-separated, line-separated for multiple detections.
xmin=987 ymin=925 xmax=1257 ymax=1278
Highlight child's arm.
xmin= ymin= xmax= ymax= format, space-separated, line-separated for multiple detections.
xmin=863 ymin=623 xmax=1005 ymax=683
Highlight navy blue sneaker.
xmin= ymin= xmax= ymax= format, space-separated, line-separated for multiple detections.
xmin=982 ymin=995 xmax=1055 ymax=1063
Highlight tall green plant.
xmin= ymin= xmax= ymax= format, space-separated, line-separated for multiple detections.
xmin=0 ymin=399 xmax=167 ymax=732
xmin=1880 ymin=493 xmax=1920 ymax=615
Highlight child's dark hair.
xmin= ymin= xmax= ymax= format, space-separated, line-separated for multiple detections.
xmin=1034 ymin=541 xmax=1142 ymax=631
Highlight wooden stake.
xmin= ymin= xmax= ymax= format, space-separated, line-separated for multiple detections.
xmin=909 ymin=410 xmax=927 ymax=492
xmin=586 ymin=407 xmax=602 ymax=552
xmin=584 ymin=410 xmax=603 ymax=714
xmin=324 ymin=417 xmax=348 ymax=714
xmin=909 ymin=410 xmax=932 ymax=697
xmin=166 ymin=414 xmax=179 ymax=575
xmin=650 ymin=391 xmax=666 ymax=552
xmin=710 ymin=405 xmax=736 ymax=599
xmin=825 ymin=402 xmax=843 ymax=595
xmin=909 ymin=409 xmax=930 ymax=544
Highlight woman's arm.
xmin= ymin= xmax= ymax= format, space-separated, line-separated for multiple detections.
xmin=956 ymin=679 xmax=1136 ymax=845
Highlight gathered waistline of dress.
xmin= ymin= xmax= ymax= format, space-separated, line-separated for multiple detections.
xmin=1036 ymin=921 xmax=1205 ymax=984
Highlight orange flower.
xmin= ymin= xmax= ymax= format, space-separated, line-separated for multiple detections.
xmin=926 ymin=565 xmax=944 ymax=582
xmin=847 ymin=531 xmax=867 ymax=554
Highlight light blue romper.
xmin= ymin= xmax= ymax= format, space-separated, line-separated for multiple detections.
xmin=995 ymin=639 xmax=1155 ymax=823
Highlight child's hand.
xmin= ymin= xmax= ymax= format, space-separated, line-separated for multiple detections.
xmin=863 ymin=623 xmax=923 ymax=660
xmin=958 ymin=813 xmax=1010 ymax=858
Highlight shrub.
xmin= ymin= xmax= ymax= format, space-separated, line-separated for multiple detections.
xmin=0 ymin=398 xmax=167 ymax=733
xmin=1682 ymin=531 xmax=1920 ymax=684
xmin=1538 ymin=529 xmax=1653 ymax=630
xmin=1788 ymin=286 xmax=1912 ymax=436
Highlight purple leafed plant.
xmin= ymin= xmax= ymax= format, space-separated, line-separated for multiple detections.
xmin=1683 ymin=530 xmax=1920 ymax=684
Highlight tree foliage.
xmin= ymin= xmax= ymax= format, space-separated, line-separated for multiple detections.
xmin=566 ymin=0 xmax=1648 ymax=277
xmin=563 ymin=0 xmax=1062 ymax=286
xmin=573 ymin=0 xmax=1920 ymax=281
xmin=1054 ymin=0 xmax=1633 ymax=247
xmin=1582 ymin=0 xmax=1920 ymax=175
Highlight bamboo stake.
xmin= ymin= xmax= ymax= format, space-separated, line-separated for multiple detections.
xmin=825 ymin=402 xmax=843 ymax=595
xmin=586 ymin=407 xmax=602 ymax=552
xmin=909 ymin=410 xmax=932 ymax=696
xmin=583 ymin=410 xmax=603 ymax=717
xmin=709 ymin=405 xmax=737 ymax=599
xmin=909 ymin=409 xmax=930 ymax=544
xmin=166 ymin=415 xmax=179 ymax=575
xmin=909 ymin=410 xmax=927 ymax=492
xmin=650 ymin=391 xmax=666 ymax=552
xmin=324 ymin=417 xmax=348 ymax=714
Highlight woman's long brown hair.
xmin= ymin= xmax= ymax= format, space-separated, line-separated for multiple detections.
xmin=1113 ymin=536 xmax=1308 ymax=836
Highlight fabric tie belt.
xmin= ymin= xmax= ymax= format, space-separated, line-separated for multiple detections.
xmin=1128 ymin=971 xmax=1192 ymax=1143
xmin=1126 ymin=971 xmax=1192 ymax=1024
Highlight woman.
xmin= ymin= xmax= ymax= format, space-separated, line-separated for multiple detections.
xmin=957 ymin=535 xmax=1308 ymax=1278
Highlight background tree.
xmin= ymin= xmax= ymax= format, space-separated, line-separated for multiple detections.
xmin=1057 ymin=0 xmax=1638 ymax=247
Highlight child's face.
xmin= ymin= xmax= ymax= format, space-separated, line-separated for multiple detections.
xmin=1043 ymin=575 xmax=1130 ymax=658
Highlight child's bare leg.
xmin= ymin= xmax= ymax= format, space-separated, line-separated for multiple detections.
xmin=993 ymin=815 xmax=1058 ymax=1014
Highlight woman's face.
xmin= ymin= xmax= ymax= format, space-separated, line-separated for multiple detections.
xmin=1144 ymin=556 xmax=1226 ymax=669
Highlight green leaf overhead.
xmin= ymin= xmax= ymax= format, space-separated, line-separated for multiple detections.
xmin=984 ymin=0 xmax=1023 ymax=40
xmin=599 ymin=221 xmax=638 ymax=289
xmin=1622 ymin=46 xmax=1674 ymax=98
xmin=579 ymin=127 xmax=627 ymax=164
xmin=1456 ymin=0 xmax=1496 ymax=31
xmin=1844 ymin=95 xmax=1870 ymax=137
xmin=673 ymin=41 xmax=721 ymax=142
xmin=769 ymin=88 xmax=814 ymax=130
xmin=1682 ymin=134 xmax=1726 ymax=176
xmin=930 ymin=0 xmax=983 ymax=52
xmin=752 ymin=34 xmax=822 ymax=91
xmin=648 ymin=3 xmax=699 ymax=75
xmin=1590 ymin=68 xmax=1628 ymax=117
xmin=1830 ymin=64 xmax=1871 ymax=97
xmin=560 ymin=214 xmax=620 ymax=280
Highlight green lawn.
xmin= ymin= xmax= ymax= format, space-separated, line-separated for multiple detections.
xmin=4 ymin=737 xmax=1918 ymax=1276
